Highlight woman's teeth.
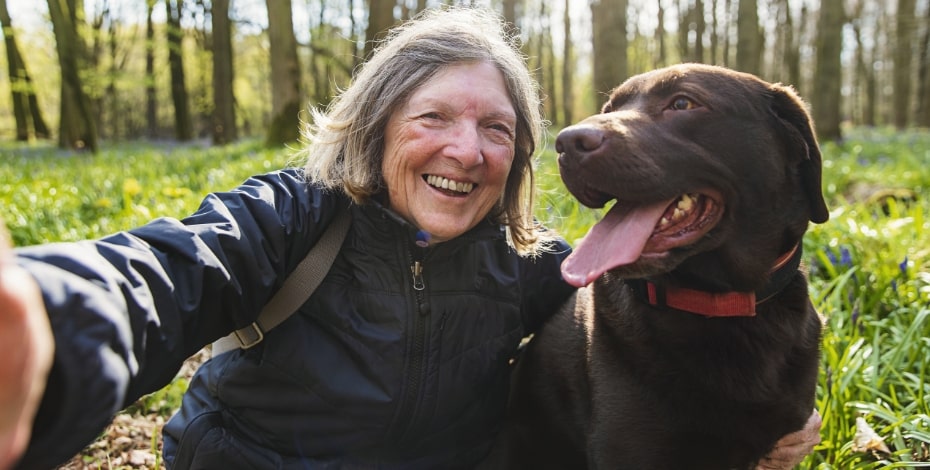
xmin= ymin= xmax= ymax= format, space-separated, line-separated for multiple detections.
xmin=426 ymin=175 xmax=474 ymax=194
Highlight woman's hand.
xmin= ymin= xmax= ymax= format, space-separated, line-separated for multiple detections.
xmin=756 ymin=409 xmax=822 ymax=470
xmin=0 ymin=223 xmax=54 ymax=470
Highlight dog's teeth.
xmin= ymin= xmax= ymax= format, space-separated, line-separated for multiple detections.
xmin=660 ymin=217 xmax=670 ymax=226
xmin=678 ymin=194 xmax=694 ymax=211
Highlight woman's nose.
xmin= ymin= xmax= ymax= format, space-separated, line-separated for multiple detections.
xmin=444 ymin=122 xmax=484 ymax=167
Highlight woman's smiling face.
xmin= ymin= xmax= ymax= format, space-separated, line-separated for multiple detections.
xmin=381 ymin=61 xmax=517 ymax=244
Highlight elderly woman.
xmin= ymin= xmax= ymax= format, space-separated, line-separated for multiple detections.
xmin=0 ymin=7 xmax=818 ymax=470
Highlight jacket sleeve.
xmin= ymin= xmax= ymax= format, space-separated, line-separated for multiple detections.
xmin=519 ymin=236 xmax=576 ymax=334
xmin=13 ymin=169 xmax=335 ymax=470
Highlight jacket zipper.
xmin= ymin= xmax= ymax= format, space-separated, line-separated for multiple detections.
xmin=393 ymin=244 xmax=430 ymax=443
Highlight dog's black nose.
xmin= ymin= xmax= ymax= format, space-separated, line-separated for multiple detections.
xmin=555 ymin=125 xmax=606 ymax=156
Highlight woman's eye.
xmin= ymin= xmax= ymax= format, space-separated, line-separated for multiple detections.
xmin=488 ymin=123 xmax=515 ymax=140
xmin=669 ymin=97 xmax=699 ymax=111
xmin=490 ymin=123 xmax=513 ymax=134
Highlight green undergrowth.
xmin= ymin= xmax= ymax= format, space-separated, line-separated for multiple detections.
xmin=3 ymin=127 xmax=930 ymax=468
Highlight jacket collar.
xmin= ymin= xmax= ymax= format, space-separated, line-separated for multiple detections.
xmin=626 ymin=244 xmax=802 ymax=318
xmin=363 ymin=199 xmax=505 ymax=248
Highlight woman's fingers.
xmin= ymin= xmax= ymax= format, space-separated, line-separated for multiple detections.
xmin=756 ymin=409 xmax=823 ymax=470
xmin=0 ymin=223 xmax=54 ymax=470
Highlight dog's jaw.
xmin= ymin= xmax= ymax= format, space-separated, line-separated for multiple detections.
xmin=560 ymin=190 xmax=724 ymax=287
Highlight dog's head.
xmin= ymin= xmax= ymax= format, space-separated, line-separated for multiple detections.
xmin=557 ymin=64 xmax=829 ymax=289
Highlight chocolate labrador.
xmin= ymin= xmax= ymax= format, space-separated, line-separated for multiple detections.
xmin=483 ymin=64 xmax=828 ymax=469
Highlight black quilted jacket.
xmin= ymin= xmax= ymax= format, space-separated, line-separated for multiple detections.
xmin=14 ymin=169 xmax=574 ymax=469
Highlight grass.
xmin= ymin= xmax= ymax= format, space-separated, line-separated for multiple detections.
xmin=2 ymin=127 xmax=930 ymax=468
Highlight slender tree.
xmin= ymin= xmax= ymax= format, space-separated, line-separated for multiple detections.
xmin=502 ymin=0 xmax=519 ymax=28
xmin=917 ymin=0 xmax=930 ymax=127
xmin=694 ymin=0 xmax=705 ymax=62
xmin=783 ymin=0 xmax=802 ymax=90
xmin=677 ymin=0 xmax=691 ymax=62
xmin=722 ymin=0 xmax=732 ymax=66
xmin=538 ymin=2 xmax=557 ymax=125
xmin=735 ymin=0 xmax=761 ymax=75
xmin=812 ymin=0 xmax=844 ymax=140
xmin=709 ymin=0 xmax=719 ymax=64
xmin=591 ymin=0 xmax=628 ymax=108
xmin=893 ymin=0 xmax=916 ymax=128
xmin=211 ymin=0 xmax=237 ymax=145
xmin=851 ymin=0 xmax=875 ymax=126
xmin=364 ymin=0 xmax=395 ymax=59
xmin=265 ymin=0 xmax=301 ymax=146
xmin=561 ymin=0 xmax=573 ymax=127
xmin=772 ymin=0 xmax=790 ymax=84
xmin=145 ymin=0 xmax=157 ymax=137
xmin=655 ymin=0 xmax=667 ymax=67
xmin=166 ymin=0 xmax=193 ymax=140
xmin=0 ymin=0 xmax=50 ymax=141
xmin=47 ymin=0 xmax=99 ymax=152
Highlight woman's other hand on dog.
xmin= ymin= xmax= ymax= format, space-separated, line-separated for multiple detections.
xmin=0 ymin=221 xmax=54 ymax=470
xmin=756 ymin=409 xmax=823 ymax=470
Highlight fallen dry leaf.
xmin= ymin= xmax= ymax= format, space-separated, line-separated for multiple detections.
xmin=55 ymin=348 xmax=210 ymax=469
xmin=851 ymin=416 xmax=891 ymax=455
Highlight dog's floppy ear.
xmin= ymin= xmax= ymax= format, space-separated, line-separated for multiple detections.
xmin=769 ymin=84 xmax=830 ymax=223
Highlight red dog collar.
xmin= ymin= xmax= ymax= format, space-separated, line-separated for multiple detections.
xmin=629 ymin=244 xmax=802 ymax=318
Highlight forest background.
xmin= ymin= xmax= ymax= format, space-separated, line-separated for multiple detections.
xmin=2 ymin=0 xmax=930 ymax=469
xmin=3 ymin=0 xmax=930 ymax=148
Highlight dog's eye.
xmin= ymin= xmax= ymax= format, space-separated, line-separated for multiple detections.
xmin=669 ymin=97 xmax=699 ymax=111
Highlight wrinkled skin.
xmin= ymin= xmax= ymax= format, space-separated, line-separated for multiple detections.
xmin=382 ymin=61 xmax=516 ymax=244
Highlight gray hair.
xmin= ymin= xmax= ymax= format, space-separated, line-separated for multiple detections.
xmin=299 ymin=6 xmax=551 ymax=255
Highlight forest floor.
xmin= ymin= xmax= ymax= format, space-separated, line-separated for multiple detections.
xmin=55 ymin=348 xmax=212 ymax=470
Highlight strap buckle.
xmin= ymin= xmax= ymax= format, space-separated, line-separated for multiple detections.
xmin=233 ymin=322 xmax=265 ymax=349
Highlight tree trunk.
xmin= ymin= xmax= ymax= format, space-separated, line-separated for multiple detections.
xmin=812 ymin=0 xmax=844 ymax=140
xmin=863 ymin=2 xmax=883 ymax=127
xmin=561 ymin=0 xmax=573 ymax=127
xmin=851 ymin=1 xmax=874 ymax=127
xmin=735 ymin=0 xmax=761 ymax=75
xmin=502 ymin=0 xmax=519 ymax=28
xmin=786 ymin=3 xmax=802 ymax=90
xmin=0 ymin=0 xmax=50 ymax=140
xmin=917 ymin=1 xmax=930 ymax=127
xmin=893 ymin=0 xmax=916 ymax=128
xmin=655 ymin=0 xmax=667 ymax=67
xmin=88 ymin=4 xmax=105 ymax=138
xmin=591 ymin=0 xmax=628 ymax=108
xmin=537 ymin=2 xmax=557 ymax=125
xmin=694 ymin=0 xmax=705 ymax=63
xmin=677 ymin=0 xmax=691 ymax=62
xmin=145 ymin=0 xmax=157 ymax=137
xmin=166 ymin=0 xmax=193 ymax=140
xmin=722 ymin=0 xmax=732 ymax=66
xmin=265 ymin=0 xmax=301 ymax=146
xmin=363 ymin=0 xmax=396 ymax=60
xmin=47 ymin=0 xmax=98 ymax=152
xmin=709 ymin=0 xmax=718 ymax=64
xmin=211 ymin=0 xmax=237 ymax=145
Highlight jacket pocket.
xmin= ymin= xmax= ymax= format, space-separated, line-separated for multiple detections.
xmin=170 ymin=411 xmax=282 ymax=470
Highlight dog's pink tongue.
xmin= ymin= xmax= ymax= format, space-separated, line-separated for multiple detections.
xmin=561 ymin=199 xmax=674 ymax=287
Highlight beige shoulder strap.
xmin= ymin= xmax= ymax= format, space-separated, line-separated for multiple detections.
xmin=212 ymin=205 xmax=351 ymax=355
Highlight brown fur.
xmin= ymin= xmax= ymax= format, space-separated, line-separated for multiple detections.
xmin=481 ymin=64 xmax=826 ymax=470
